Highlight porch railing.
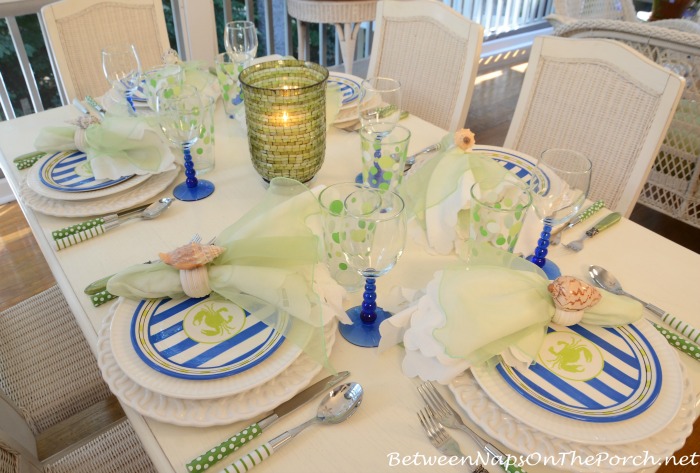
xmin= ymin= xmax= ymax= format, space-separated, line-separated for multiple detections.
xmin=0 ymin=0 xmax=553 ymax=122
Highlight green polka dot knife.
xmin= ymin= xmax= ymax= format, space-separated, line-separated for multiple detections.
xmin=186 ymin=371 xmax=350 ymax=472
xmin=51 ymin=198 xmax=172 ymax=250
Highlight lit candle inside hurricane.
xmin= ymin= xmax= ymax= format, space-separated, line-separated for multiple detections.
xmin=238 ymin=59 xmax=328 ymax=182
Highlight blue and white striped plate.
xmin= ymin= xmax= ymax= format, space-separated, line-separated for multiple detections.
xmin=130 ymin=296 xmax=288 ymax=380
xmin=472 ymin=145 xmax=550 ymax=195
xmin=497 ymin=322 xmax=662 ymax=422
xmin=328 ymin=72 xmax=361 ymax=107
xmin=38 ymin=150 xmax=132 ymax=192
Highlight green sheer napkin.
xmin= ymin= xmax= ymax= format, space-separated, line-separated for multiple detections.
xmin=107 ymin=178 xmax=347 ymax=367
xmin=402 ymin=132 xmax=512 ymax=255
xmin=34 ymin=115 xmax=175 ymax=180
xmin=381 ymin=243 xmax=644 ymax=383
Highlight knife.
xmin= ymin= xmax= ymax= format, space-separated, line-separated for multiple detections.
xmin=551 ymin=200 xmax=604 ymax=245
xmin=650 ymin=321 xmax=700 ymax=362
xmin=13 ymin=150 xmax=47 ymax=170
xmin=185 ymin=371 xmax=350 ymax=472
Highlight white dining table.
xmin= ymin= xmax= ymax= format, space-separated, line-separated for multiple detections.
xmin=1 ymin=101 xmax=700 ymax=473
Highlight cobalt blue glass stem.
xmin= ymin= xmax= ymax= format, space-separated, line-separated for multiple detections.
xmin=183 ymin=145 xmax=198 ymax=188
xmin=526 ymin=219 xmax=561 ymax=279
xmin=359 ymin=277 xmax=378 ymax=323
xmin=172 ymin=144 xmax=215 ymax=201
xmin=530 ymin=221 xmax=552 ymax=268
xmin=338 ymin=277 xmax=391 ymax=348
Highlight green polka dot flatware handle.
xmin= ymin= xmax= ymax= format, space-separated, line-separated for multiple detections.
xmin=14 ymin=150 xmax=46 ymax=170
xmin=186 ymin=423 xmax=263 ymax=472
xmin=90 ymin=290 xmax=117 ymax=307
xmin=52 ymin=218 xmax=107 ymax=250
xmin=652 ymin=321 xmax=700 ymax=361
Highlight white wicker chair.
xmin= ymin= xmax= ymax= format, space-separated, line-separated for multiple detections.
xmin=553 ymin=19 xmax=700 ymax=228
xmin=504 ymin=35 xmax=684 ymax=217
xmin=0 ymin=286 xmax=156 ymax=472
xmin=40 ymin=0 xmax=171 ymax=104
xmin=551 ymin=0 xmax=638 ymax=22
xmin=366 ymin=0 xmax=483 ymax=132
xmin=286 ymin=0 xmax=378 ymax=75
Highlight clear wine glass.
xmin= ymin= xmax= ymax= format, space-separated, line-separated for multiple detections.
xmin=527 ymin=148 xmax=592 ymax=279
xmin=358 ymin=77 xmax=402 ymax=137
xmin=224 ymin=20 xmax=258 ymax=67
xmin=323 ymin=183 xmax=406 ymax=347
xmin=102 ymin=44 xmax=142 ymax=114
xmin=155 ymin=85 xmax=215 ymax=201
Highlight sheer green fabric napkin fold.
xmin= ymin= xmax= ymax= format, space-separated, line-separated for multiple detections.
xmin=402 ymin=132 xmax=512 ymax=255
xmin=34 ymin=115 xmax=176 ymax=180
xmin=107 ymin=178 xmax=348 ymax=368
xmin=379 ymin=243 xmax=643 ymax=384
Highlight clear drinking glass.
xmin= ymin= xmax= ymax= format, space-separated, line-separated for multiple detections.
xmin=358 ymin=77 xmax=402 ymax=136
xmin=156 ymin=85 xmax=215 ymax=201
xmin=224 ymin=20 xmax=258 ymax=66
xmin=102 ymin=44 xmax=142 ymax=114
xmin=326 ymin=184 xmax=406 ymax=347
xmin=528 ymin=148 xmax=592 ymax=278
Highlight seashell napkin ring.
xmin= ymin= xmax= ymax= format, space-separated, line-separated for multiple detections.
xmin=159 ymin=242 xmax=226 ymax=298
xmin=547 ymin=275 xmax=602 ymax=326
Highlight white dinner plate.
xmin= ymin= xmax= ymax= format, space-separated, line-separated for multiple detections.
xmin=27 ymin=151 xmax=151 ymax=201
xmin=130 ymin=296 xmax=288 ymax=379
xmin=471 ymin=320 xmax=683 ymax=445
xmin=472 ymin=145 xmax=549 ymax=195
xmin=98 ymin=301 xmax=337 ymax=426
xmin=20 ymin=167 xmax=179 ymax=218
xmin=450 ymin=362 xmax=694 ymax=473
xmin=328 ymin=72 xmax=362 ymax=107
xmin=38 ymin=150 xmax=133 ymax=192
xmin=111 ymin=296 xmax=303 ymax=399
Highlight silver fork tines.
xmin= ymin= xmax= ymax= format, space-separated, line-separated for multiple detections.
xmin=418 ymin=408 xmax=489 ymax=473
xmin=417 ymin=382 xmax=508 ymax=469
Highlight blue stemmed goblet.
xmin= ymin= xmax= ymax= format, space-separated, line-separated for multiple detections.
xmin=156 ymin=85 xmax=215 ymax=201
xmin=527 ymin=148 xmax=592 ymax=279
xmin=325 ymin=183 xmax=406 ymax=347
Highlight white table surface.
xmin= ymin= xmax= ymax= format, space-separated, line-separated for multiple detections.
xmin=1 ymin=103 xmax=700 ymax=473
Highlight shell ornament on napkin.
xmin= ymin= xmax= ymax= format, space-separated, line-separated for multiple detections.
xmin=107 ymin=178 xmax=349 ymax=368
xmin=378 ymin=243 xmax=643 ymax=384
xmin=159 ymin=242 xmax=227 ymax=298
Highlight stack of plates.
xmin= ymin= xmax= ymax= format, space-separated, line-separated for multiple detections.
xmin=97 ymin=294 xmax=337 ymax=426
xmin=20 ymin=150 xmax=178 ymax=218
xmin=448 ymin=320 xmax=694 ymax=472
xmin=328 ymin=72 xmax=362 ymax=128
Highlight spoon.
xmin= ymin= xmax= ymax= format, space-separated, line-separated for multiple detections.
xmin=219 ymin=382 xmax=363 ymax=472
xmin=52 ymin=198 xmax=173 ymax=251
xmin=589 ymin=265 xmax=700 ymax=343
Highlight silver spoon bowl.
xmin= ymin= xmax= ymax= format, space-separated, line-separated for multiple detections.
xmin=220 ymin=382 xmax=364 ymax=472
xmin=589 ymin=265 xmax=700 ymax=342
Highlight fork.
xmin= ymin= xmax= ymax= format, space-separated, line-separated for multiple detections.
xmin=418 ymin=382 xmax=526 ymax=473
xmin=563 ymin=212 xmax=621 ymax=252
xmin=418 ymin=408 xmax=489 ymax=473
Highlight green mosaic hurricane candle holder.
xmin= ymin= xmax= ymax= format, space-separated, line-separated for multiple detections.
xmin=239 ymin=59 xmax=328 ymax=182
